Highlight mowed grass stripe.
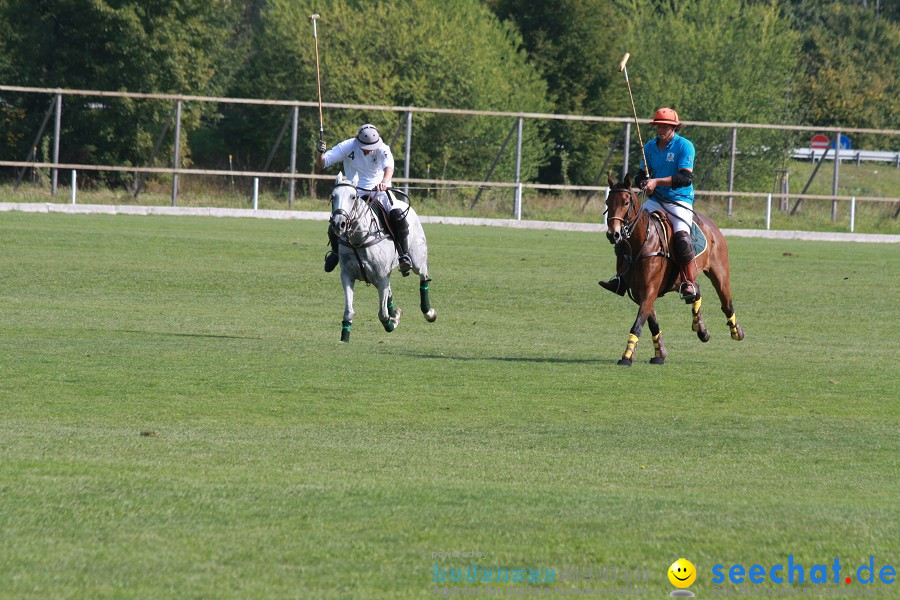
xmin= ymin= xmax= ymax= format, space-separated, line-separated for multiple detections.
xmin=0 ymin=212 xmax=897 ymax=598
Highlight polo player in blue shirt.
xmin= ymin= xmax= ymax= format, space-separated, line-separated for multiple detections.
xmin=599 ymin=107 xmax=700 ymax=302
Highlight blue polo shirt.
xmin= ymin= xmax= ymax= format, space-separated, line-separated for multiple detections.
xmin=640 ymin=133 xmax=696 ymax=204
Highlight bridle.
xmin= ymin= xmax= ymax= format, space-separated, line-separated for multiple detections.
xmin=329 ymin=181 xmax=362 ymax=235
xmin=330 ymin=182 xmax=384 ymax=246
xmin=606 ymin=186 xmax=642 ymax=241
xmin=329 ymin=181 xmax=390 ymax=285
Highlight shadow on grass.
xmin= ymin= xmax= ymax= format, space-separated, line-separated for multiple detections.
xmin=398 ymin=350 xmax=615 ymax=365
xmin=113 ymin=329 xmax=261 ymax=340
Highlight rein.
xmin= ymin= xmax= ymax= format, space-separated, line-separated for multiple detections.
xmin=331 ymin=182 xmax=390 ymax=285
xmin=606 ymin=187 xmax=670 ymax=300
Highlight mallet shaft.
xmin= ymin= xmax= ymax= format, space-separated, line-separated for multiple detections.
xmin=310 ymin=14 xmax=324 ymax=139
xmin=618 ymin=52 xmax=649 ymax=178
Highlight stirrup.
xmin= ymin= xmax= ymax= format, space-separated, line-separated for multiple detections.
xmin=598 ymin=275 xmax=626 ymax=296
xmin=324 ymin=251 xmax=339 ymax=273
xmin=679 ymin=281 xmax=698 ymax=302
xmin=398 ymin=254 xmax=412 ymax=276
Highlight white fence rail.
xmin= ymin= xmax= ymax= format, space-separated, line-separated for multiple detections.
xmin=791 ymin=148 xmax=900 ymax=165
xmin=1 ymin=84 xmax=899 ymax=221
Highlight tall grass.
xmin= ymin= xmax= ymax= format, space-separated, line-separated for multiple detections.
xmin=1 ymin=157 xmax=898 ymax=232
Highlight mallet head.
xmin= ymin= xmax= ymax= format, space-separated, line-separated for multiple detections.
xmin=618 ymin=53 xmax=630 ymax=72
xmin=309 ymin=13 xmax=320 ymax=20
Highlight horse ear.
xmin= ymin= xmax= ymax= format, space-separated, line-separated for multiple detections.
xmin=336 ymin=171 xmax=344 ymax=184
xmin=624 ymin=173 xmax=632 ymax=188
xmin=607 ymin=175 xmax=617 ymax=188
xmin=352 ymin=173 xmax=359 ymax=186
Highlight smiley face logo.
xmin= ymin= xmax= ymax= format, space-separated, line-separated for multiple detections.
xmin=668 ymin=558 xmax=697 ymax=588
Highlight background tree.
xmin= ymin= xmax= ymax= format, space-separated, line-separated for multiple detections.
xmin=487 ymin=0 xmax=625 ymax=186
xmin=0 ymin=0 xmax=245 ymax=186
xmin=209 ymin=0 xmax=552 ymax=192
xmin=785 ymin=0 xmax=900 ymax=150
xmin=616 ymin=0 xmax=801 ymax=192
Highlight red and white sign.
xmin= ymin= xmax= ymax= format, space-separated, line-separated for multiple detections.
xmin=810 ymin=134 xmax=829 ymax=149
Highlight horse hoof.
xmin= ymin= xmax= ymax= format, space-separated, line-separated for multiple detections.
xmin=424 ymin=308 xmax=437 ymax=323
xmin=649 ymin=357 xmax=665 ymax=365
xmin=698 ymin=330 xmax=711 ymax=343
xmin=617 ymin=358 xmax=633 ymax=367
xmin=732 ymin=327 xmax=745 ymax=341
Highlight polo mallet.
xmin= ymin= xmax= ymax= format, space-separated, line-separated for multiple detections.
xmin=310 ymin=14 xmax=325 ymax=142
xmin=618 ymin=53 xmax=649 ymax=180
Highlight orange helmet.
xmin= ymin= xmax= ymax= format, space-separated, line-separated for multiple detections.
xmin=649 ymin=107 xmax=681 ymax=126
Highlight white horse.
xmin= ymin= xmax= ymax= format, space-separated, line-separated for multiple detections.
xmin=329 ymin=172 xmax=437 ymax=342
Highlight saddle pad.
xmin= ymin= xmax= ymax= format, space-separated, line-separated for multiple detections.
xmin=691 ymin=221 xmax=708 ymax=258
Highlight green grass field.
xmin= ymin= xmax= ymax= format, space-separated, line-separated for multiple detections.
xmin=1 ymin=212 xmax=897 ymax=598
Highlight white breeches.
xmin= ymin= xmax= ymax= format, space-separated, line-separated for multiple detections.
xmin=643 ymin=197 xmax=693 ymax=234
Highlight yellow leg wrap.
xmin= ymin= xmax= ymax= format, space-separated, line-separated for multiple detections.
xmin=623 ymin=333 xmax=639 ymax=360
xmin=692 ymin=299 xmax=703 ymax=332
xmin=727 ymin=313 xmax=742 ymax=339
xmin=652 ymin=332 xmax=663 ymax=356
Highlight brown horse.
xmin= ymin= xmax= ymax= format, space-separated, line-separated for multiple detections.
xmin=604 ymin=175 xmax=745 ymax=366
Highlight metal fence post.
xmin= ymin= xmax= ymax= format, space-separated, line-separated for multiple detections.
xmin=766 ymin=193 xmax=772 ymax=230
xmin=832 ymin=128 xmax=841 ymax=222
xmin=727 ymin=127 xmax=736 ymax=216
xmin=171 ymin=99 xmax=182 ymax=207
xmin=404 ymin=111 xmax=412 ymax=197
xmin=253 ymin=177 xmax=259 ymax=210
xmin=289 ymin=105 xmax=299 ymax=208
xmin=850 ymin=196 xmax=856 ymax=232
xmin=514 ymin=117 xmax=523 ymax=219
xmin=71 ymin=170 xmax=77 ymax=204
xmin=51 ymin=93 xmax=62 ymax=196
xmin=515 ymin=183 xmax=523 ymax=220
xmin=623 ymin=121 xmax=631 ymax=178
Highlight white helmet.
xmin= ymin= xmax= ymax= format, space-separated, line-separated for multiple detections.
xmin=356 ymin=123 xmax=382 ymax=150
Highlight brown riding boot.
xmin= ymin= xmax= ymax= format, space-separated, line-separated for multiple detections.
xmin=673 ymin=230 xmax=699 ymax=302
xmin=679 ymin=260 xmax=698 ymax=302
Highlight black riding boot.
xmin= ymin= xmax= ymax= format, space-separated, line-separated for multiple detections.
xmin=598 ymin=243 xmax=628 ymax=296
xmin=323 ymin=228 xmax=340 ymax=273
xmin=673 ymin=230 xmax=699 ymax=302
xmin=389 ymin=208 xmax=413 ymax=276
xmin=598 ymin=275 xmax=627 ymax=295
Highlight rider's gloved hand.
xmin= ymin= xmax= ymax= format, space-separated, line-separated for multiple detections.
xmin=635 ymin=171 xmax=649 ymax=189
xmin=316 ymin=140 xmax=327 ymax=154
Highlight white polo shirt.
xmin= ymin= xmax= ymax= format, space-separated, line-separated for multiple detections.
xmin=322 ymin=138 xmax=394 ymax=190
